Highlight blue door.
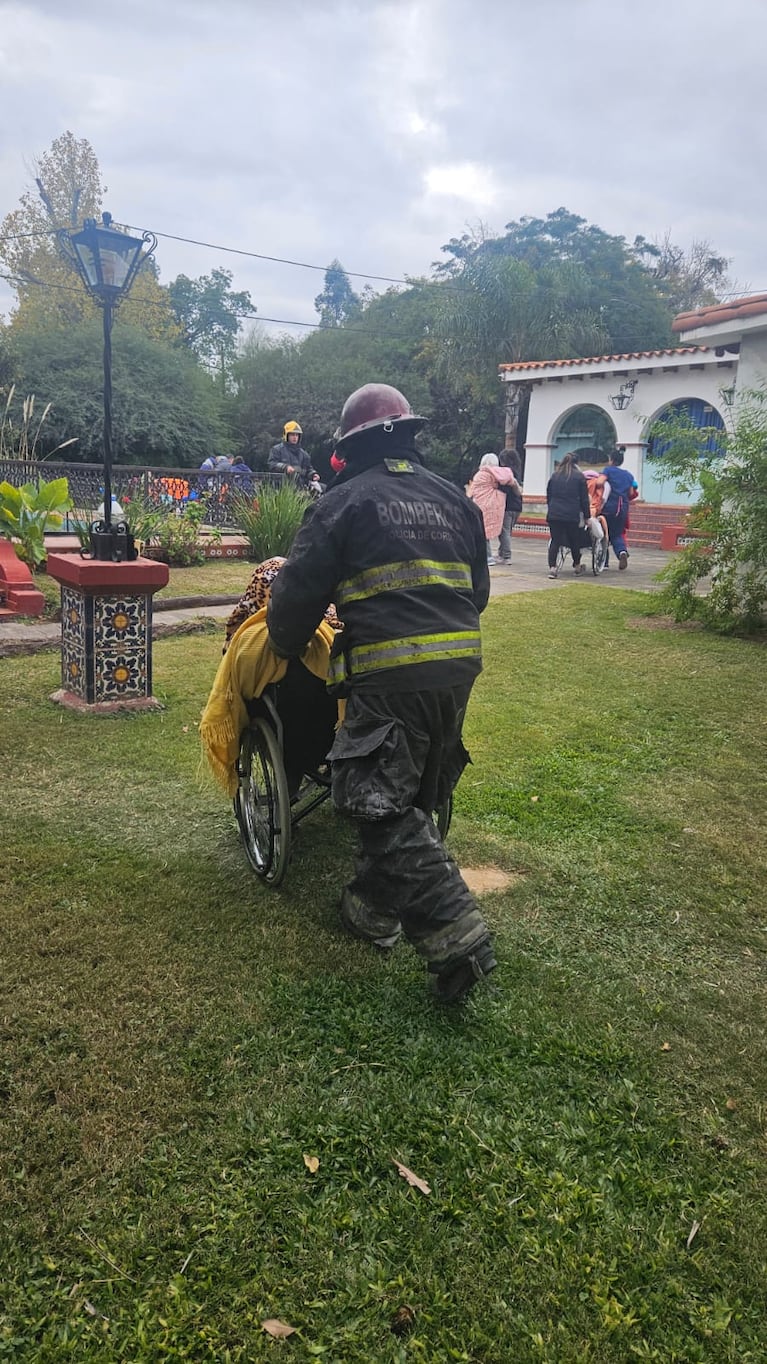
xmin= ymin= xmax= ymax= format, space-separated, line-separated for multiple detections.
xmin=643 ymin=398 xmax=725 ymax=504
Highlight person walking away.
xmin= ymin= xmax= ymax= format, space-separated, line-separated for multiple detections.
xmin=601 ymin=449 xmax=638 ymax=570
xmin=267 ymin=382 xmax=497 ymax=1004
xmin=546 ymin=453 xmax=590 ymax=578
xmin=498 ymin=449 xmax=524 ymax=563
xmin=467 ymin=453 xmax=520 ymax=565
xmin=268 ymin=420 xmax=316 ymax=486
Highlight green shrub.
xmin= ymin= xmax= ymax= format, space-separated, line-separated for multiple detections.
xmin=231 ymin=481 xmax=311 ymax=560
xmin=151 ymin=501 xmax=213 ymax=567
xmin=653 ymin=392 xmax=767 ymax=632
xmin=0 ymin=476 xmax=72 ymax=567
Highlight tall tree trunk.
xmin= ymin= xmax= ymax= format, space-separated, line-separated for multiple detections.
xmin=504 ymin=381 xmax=522 ymax=450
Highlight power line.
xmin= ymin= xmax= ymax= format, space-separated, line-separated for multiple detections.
xmin=0 ymin=271 xmax=416 ymax=337
xmin=3 ymin=219 xmax=764 ymax=301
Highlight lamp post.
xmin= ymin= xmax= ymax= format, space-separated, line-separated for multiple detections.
xmin=58 ymin=212 xmax=157 ymax=559
xmin=47 ymin=212 xmax=169 ymax=713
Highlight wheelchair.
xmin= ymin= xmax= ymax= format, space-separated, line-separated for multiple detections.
xmin=551 ymin=515 xmax=609 ymax=576
xmin=234 ymin=660 xmax=452 ymax=887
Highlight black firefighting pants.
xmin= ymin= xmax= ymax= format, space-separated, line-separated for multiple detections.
xmin=328 ymin=684 xmax=490 ymax=968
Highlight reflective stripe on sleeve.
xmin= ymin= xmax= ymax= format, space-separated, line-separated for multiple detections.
xmin=337 ymin=559 xmax=472 ymax=607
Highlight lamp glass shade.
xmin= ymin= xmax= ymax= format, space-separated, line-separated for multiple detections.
xmin=71 ymin=220 xmax=145 ymax=295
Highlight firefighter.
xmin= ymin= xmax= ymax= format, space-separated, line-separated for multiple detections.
xmin=267 ymin=383 xmax=497 ymax=1003
xmin=268 ymin=420 xmax=316 ymax=486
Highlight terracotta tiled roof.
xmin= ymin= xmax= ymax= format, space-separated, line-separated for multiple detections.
xmin=498 ymin=346 xmax=708 ymax=372
xmin=672 ymin=294 xmax=767 ymax=332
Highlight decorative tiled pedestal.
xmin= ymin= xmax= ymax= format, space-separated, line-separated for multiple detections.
xmin=46 ymin=554 xmax=170 ymax=713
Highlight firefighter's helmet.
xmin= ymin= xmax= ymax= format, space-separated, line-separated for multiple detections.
xmin=334 ymin=383 xmax=426 ymax=447
xmin=283 ymin=420 xmax=303 ymax=440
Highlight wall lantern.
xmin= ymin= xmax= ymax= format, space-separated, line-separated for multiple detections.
xmin=609 ymin=379 xmax=638 ymax=412
xmin=718 ymin=383 xmax=736 ymax=408
xmin=57 ymin=213 xmax=157 ymax=559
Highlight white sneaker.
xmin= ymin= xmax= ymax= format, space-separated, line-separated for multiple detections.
xmin=487 ymin=557 xmax=498 ymax=566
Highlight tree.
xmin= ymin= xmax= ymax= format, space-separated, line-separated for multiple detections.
xmin=433 ymin=253 xmax=609 ymax=448
xmin=0 ymin=131 xmax=177 ymax=341
xmin=231 ymin=280 xmax=498 ymax=482
xmin=633 ymin=232 xmax=731 ymax=313
xmin=168 ymin=267 xmax=254 ymax=381
xmin=12 ymin=320 xmax=230 ymax=465
xmin=437 ymin=208 xmax=674 ymax=354
xmin=314 ymin=260 xmax=361 ymax=327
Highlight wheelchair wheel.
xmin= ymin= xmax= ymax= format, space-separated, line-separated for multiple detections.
xmin=548 ymin=538 xmax=569 ymax=571
xmin=235 ymin=717 xmax=292 ymax=886
xmin=592 ymin=532 xmax=609 ymax=575
xmin=434 ymin=794 xmax=453 ymax=840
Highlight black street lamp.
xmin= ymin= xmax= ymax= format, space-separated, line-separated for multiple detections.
xmin=58 ymin=212 xmax=157 ymax=560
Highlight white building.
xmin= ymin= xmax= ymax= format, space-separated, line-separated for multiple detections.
xmin=499 ymin=345 xmax=737 ymax=507
xmin=672 ymin=292 xmax=767 ymax=399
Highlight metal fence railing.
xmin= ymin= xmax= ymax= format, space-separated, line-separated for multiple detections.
xmin=0 ymin=459 xmax=279 ymax=532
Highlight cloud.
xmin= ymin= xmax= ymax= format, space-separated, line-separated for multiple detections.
xmin=424 ymin=162 xmax=498 ymax=207
xmin=1 ymin=0 xmax=766 ymax=332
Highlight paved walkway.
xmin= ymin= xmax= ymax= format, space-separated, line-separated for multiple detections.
xmin=487 ymin=540 xmax=671 ymax=597
xmin=0 ymin=544 xmax=672 ymax=657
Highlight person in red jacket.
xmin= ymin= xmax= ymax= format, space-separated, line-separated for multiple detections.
xmin=267 ymin=383 xmax=496 ymax=1004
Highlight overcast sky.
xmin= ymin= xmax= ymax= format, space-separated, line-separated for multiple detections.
xmin=1 ymin=0 xmax=765 ymax=339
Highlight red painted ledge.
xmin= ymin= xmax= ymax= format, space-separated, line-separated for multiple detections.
xmin=0 ymin=540 xmax=45 ymax=615
xmin=46 ymin=553 xmax=170 ymax=593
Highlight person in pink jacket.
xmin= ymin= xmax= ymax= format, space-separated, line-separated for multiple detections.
xmin=467 ymin=453 xmax=520 ymax=565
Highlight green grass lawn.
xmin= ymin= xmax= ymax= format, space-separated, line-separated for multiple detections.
xmin=1 ymin=589 xmax=765 ymax=1362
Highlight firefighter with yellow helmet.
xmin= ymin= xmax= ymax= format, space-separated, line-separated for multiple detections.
xmin=268 ymin=420 xmax=316 ymax=486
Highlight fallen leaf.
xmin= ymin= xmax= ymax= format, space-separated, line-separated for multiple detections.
xmin=660 ymin=1042 xmax=671 ymax=1052
xmin=686 ymin=1219 xmax=701 ymax=1249
xmin=303 ymin=1154 xmax=319 ymax=1173
xmin=83 ymin=1300 xmax=109 ymax=1321
xmin=530 ymin=795 xmax=539 ymax=803
xmin=261 ymin=1319 xmax=297 ymax=1339
xmin=181 ymin=725 xmax=189 ymax=733
xmin=391 ymin=1304 xmax=416 ymax=1336
xmin=725 ymin=1098 xmax=737 ymax=1111
xmin=392 ymin=1157 xmax=431 ymax=1195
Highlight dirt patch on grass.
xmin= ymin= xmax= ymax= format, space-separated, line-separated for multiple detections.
xmin=628 ymin=614 xmax=767 ymax=643
xmin=627 ymin=614 xmax=705 ymax=633
xmin=459 ymin=866 xmax=519 ymax=895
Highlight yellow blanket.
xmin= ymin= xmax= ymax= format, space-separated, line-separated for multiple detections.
xmin=200 ymin=608 xmax=336 ymax=797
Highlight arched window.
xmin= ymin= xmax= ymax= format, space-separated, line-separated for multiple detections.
xmin=644 ymin=398 xmax=725 ymax=503
xmin=552 ymin=406 xmax=616 ymax=472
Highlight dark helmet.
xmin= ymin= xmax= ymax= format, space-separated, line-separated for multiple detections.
xmin=334 ymin=383 xmax=426 ymax=447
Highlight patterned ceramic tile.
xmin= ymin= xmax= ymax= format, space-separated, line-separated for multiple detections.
xmin=94 ymin=595 xmax=147 ymax=649
xmin=94 ymin=648 xmax=149 ymax=701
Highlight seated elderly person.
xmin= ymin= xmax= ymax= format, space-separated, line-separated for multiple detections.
xmin=201 ymin=557 xmax=341 ymax=798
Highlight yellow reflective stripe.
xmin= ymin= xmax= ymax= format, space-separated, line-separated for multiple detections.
xmin=337 ymin=559 xmax=472 ymax=606
xmin=349 ymin=631 xmax=481 ymax=675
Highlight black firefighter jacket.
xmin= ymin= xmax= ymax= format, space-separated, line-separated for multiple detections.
xmin=267 ymin=442 xmax=315 ymax=484
xmin=267 ymin=448 xmax=490 ymax=694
